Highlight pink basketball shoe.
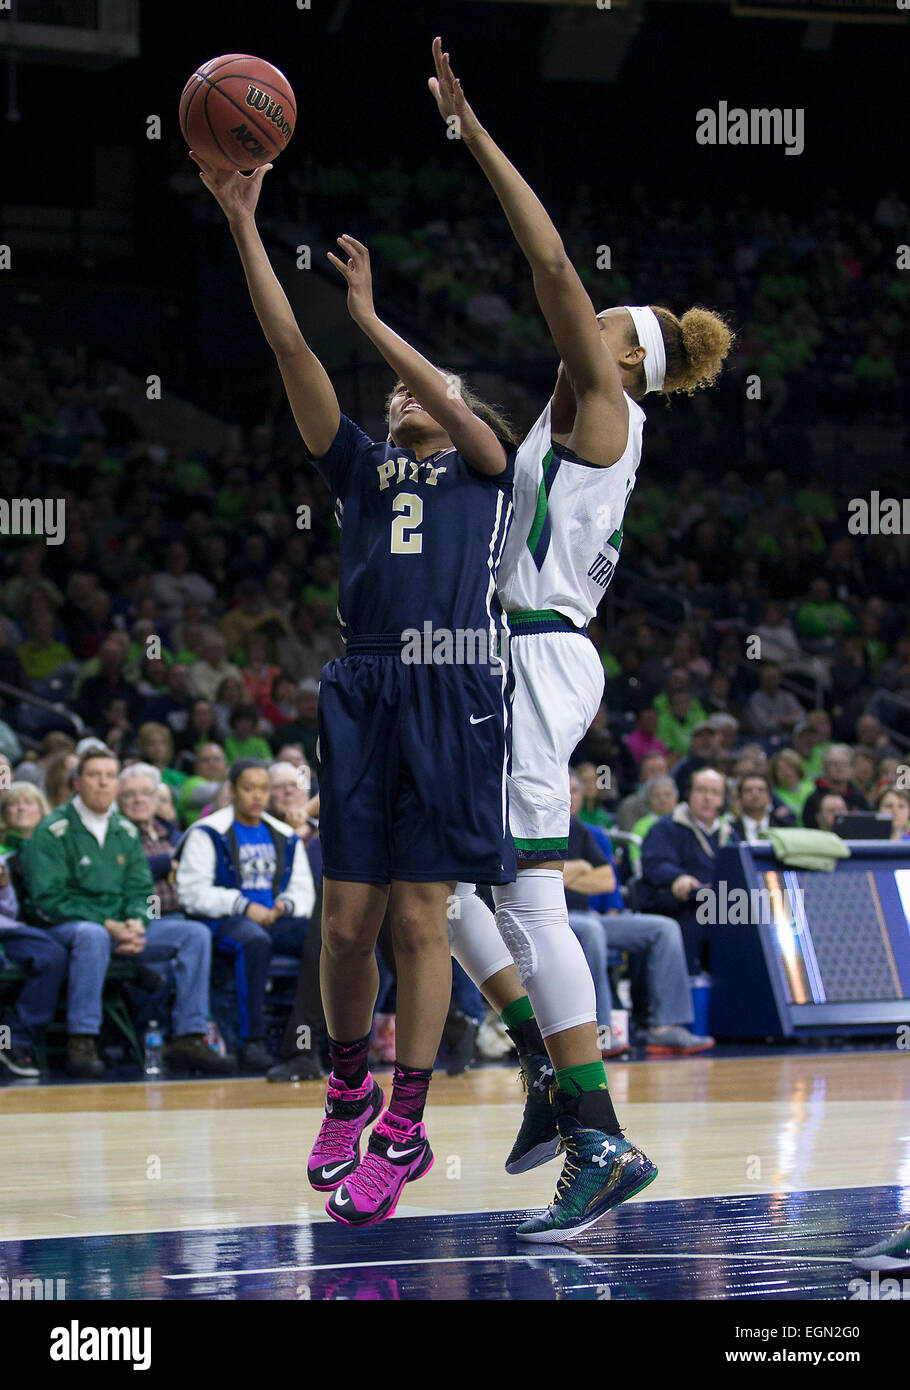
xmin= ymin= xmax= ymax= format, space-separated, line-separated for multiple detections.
xmin=325 ymin=1110 xmax=434 ymax=1227
xmin=306 ymin=1073 xmax=384 ymax=1191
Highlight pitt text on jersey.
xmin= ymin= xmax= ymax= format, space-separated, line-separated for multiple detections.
xmin=377 ymin=456 xmax=450 ymax=491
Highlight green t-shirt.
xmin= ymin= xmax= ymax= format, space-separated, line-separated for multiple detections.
xmin=773 ymin=781 xmax=815 ymax=824
xmin=653 ymin=693 xmax=708 ymax=757
xmin=578 ymin=805 xmax=614 ymax=832
xmin=629 ymin=811 xmax=659 ymax=867
xmin=300 ymin=583 xmax=339 ymax=611
xmin=802 ymin=742 xmax=831 ymax=782
xmin=864 ymin=638 xmax=887 ymax=675
xmin=794 ymin=488 xmax=834 ymax=520
xmin=224 ymin=735 xmax=273 ymax=764
xmin=853 ymin=354 xmax=898 ymax=387
xmin=178 ymin=776 xmax=218 ymax=827
xmin=599 ymin=649 xmax=621 ymax=680
xmin=805 ymin=745 xmax=833 ymax=789
xmin=18 ymin=640 xmax=76 ymax=681
xmin=796 ymin=601 xmax=856 ymax=641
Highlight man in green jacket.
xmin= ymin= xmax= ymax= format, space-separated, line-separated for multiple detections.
xmin=22 ymin=747 xmax=226 ymax=1079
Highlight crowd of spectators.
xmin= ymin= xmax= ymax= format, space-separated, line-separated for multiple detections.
xmin=293 ymin=160 xmax=909 ymax=424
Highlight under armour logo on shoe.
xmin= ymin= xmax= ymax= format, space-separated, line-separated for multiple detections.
xmin=533 ymin=1063 xmax=555 ymax=1093
xmin=325 ymin=1098 xmax=334 ymax=1114
xmin=592 ymin=1142 xmax=617 ymax=1168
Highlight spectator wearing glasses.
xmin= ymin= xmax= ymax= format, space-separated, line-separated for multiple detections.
xmin=117 ymin=762 xmax=233 ymax=1074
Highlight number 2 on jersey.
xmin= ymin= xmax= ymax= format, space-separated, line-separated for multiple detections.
xmin=390 ymin=492 xmax=423 ymax=554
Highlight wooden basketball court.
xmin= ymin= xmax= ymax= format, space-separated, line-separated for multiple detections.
xmin=1 ymin=1049 xmax=906 ymax=1300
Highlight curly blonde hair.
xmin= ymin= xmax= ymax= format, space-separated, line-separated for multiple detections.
xmin=651 ymin=305 xmax=735 ymax=395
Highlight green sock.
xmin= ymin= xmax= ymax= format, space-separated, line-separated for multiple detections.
xmin=501 ymin=995 xmax=534 ymax=1030
xmin=555 ymin=1061 xmax=609 ymax=1095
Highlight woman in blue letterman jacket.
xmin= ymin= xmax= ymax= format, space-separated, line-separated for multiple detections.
xmin=176 ymin=758 xmax=315 ymax=1070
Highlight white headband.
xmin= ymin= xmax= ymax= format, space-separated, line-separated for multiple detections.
xmin=624 ymin=305 xmax=667 ymax=394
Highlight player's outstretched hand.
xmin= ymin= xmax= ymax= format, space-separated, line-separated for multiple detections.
xmin=189 ymin=150 xmax=272 ymax=225
xmin=428 ymin=36 xmax=482 ymax=141
xmin=327 ymin=235 xmax=377 ymax=326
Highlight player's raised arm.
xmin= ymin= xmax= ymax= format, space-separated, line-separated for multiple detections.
xmin=428 ymin=39 xmax=629 ymax=460
xmin=190 ymin=151 xmax=340 ymax=458
xmin=328 ymin=234 xmax=508 ymax=476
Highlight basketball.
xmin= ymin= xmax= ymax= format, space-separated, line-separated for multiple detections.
xmin=179 ymin=53 xmax=296 ymax=171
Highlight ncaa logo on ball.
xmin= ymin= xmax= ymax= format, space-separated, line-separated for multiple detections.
xmin=228 ymin=124 xmax=269 ymax=159
xmin=245 ymin=86 xmax=293 ymax=141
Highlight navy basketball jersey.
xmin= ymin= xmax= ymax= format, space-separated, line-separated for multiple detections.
xmin=309 ymin=414 xmax=514 ymax=640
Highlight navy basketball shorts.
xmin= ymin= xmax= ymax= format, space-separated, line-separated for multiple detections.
xmin=317 ymin=638 xmax=517 ymax=885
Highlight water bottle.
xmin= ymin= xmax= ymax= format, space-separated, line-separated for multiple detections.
xmin=689 ymin=974 xmax=712 ymax=1036
xmin=143 ymin=1021 xmax=163 ymax=1078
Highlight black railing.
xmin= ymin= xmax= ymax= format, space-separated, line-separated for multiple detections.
xmin=0 ymin=680 xmax=85 ymax=741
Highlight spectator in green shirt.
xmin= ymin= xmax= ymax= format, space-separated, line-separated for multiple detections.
xmin=177 ymin=742 xmax=228 ymax=828
xmin=18 ymin=608 xmax=76 ymax=682
xmin=224 ymin=705 xmax=273 ymax=765
xmin=768 ymin=748 xmax=814 ymax=824
xmin=796 ymin=578 xmax=857 ymax=643
xmin=575 ymin=762 xmax=614 ymax=830
xmin=135 ymin=722 xmax=187 ymax=790
xmin=655 ymin=680 xmax=708 ymax=760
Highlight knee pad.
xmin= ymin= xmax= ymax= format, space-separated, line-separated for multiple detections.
xmin=493 ymin=872 xmax=596 ymax=1037
xmin=495 ymin=904 xmax=537 ymax=987
xmin=448 ymin=882 xmax=514 ymax=987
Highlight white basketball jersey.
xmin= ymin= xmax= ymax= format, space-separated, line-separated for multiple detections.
xmin=497 ymin=394 xmax=645 ymax=627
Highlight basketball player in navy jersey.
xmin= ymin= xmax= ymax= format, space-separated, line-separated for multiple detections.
xmin=190 ymin=151 xmax=517 ymax=1227
xmin=422 ymin=39 xmax=733 ymax=1239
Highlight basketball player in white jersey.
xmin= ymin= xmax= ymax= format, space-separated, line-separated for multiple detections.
xmin=429 ymin=39 xmax=734 ymax=1239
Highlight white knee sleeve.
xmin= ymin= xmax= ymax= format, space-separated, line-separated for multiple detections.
xmin=449 ymin=882 xmax=515 ymax=988
xmin=492 ymin=870 xmax=597 ymax=1038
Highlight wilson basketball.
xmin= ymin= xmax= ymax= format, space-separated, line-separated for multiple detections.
xmin=179 ymin=54 xmax=296 ymax=171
